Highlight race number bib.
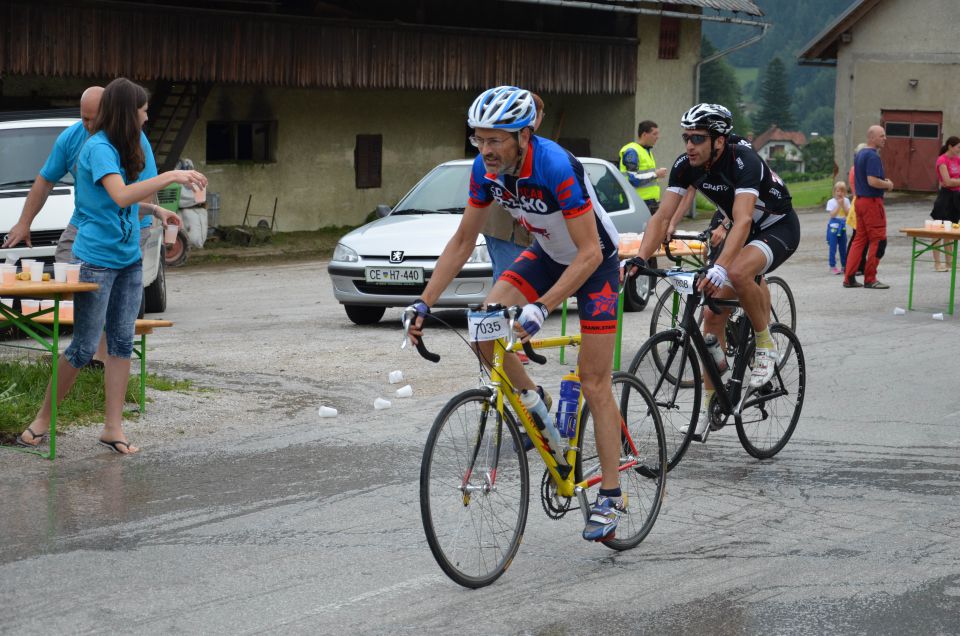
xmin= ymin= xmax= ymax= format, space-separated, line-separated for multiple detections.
xmin=468 ymin=310 xmax=510 ymax=342
xmin=666 ymin=271 xmax=696 ymax=296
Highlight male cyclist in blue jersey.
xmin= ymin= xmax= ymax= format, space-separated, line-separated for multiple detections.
xmin=629 ymin=104 xmax=801 ymax=438
xmin=406 ymin=86 xmax=626 ymax=542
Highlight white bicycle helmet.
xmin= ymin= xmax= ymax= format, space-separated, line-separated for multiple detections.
xmin=681 ymin=103 xmax=733 ymax=136
xmin=467 ymin=86 xmax=537 ymax=131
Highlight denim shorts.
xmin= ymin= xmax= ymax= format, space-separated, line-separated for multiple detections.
xmin=64 ymin=260 xmax=143 ymax=367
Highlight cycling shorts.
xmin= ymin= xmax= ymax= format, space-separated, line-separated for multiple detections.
xmin=709 ymin=212 xmax=800 ymax=276
xmin=500 ymin=242 xmax=620 ymax=335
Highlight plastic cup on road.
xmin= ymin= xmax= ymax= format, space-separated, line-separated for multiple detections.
xmin=318 ymin=405 xmax=338 ymax=418
xmin=893 ymin=307 xmax=906 ymax=315
xmin=164 ymin=224 xmax=179 ymax=246
xmin=65 ymin=263 xmax=81 ymax=283
xmin=53 ymin=262 xmax=68 ymax=282
xmin=374 ymin=397 xmax=392 ymax=410
xmin=29 ymin=261 xmax=44 ymax=281
xmin=388 ymin=370 xmax=403 ymax=384
xmin=395 ymin=385 xmax=413 ymax=398
xmin=933 ymin=313 xmax=945 ymax=321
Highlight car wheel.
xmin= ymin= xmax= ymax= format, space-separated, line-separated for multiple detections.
xmin=144 ymin=249 xmax=167 ymax=313
xmin=623 ymin=257 xmax=656 ymax=312
xmin=164 ymin=231 xmax=189 ymax=268
xmin=344 ymin=305 xmax=386 ymax=325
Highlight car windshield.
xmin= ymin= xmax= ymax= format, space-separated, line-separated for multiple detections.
xmin=391 ymin=161 xmax=630 ymax=215
xmin=0 ymin=126 xmax=73 ymax=187
xmin=392 ymin=164 xmax=471 ymax=214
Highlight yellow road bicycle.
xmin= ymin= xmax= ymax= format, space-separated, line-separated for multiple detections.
xmin=402 ymin=304 xmax=667 ymax=588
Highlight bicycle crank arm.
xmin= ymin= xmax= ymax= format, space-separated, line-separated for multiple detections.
xmin=574 ymin=486 xmax=592 ymax=525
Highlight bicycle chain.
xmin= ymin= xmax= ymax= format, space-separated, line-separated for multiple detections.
xmin=540 ymin=468 xmax=574 ymax=519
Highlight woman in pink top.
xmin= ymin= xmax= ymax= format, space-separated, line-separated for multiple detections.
xmin=930 ymin=136 xmax=960 ymax=271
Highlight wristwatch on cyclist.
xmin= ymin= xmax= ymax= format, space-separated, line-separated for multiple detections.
xmin=721 ymin=218 xmax=733 ymax=231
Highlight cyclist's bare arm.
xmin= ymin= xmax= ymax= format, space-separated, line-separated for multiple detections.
xmin=1 ymin=175 xmax=56 ymax=248
xmin=665 ymin=187 xmax=696 ymax=237
xmin=635 ymin=188 xmax=683 ymax=262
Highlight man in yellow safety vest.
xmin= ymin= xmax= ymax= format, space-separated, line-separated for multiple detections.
xmin=619 ymin=120 xmax=668 ymax=213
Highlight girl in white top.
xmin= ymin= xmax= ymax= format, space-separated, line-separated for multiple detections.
xmin=825 ymin=181 xmax=851 ymax=275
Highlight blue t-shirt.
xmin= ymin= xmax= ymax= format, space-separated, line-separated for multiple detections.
xmin=854 ymin=148 xmax=885 ymax=198
xmin=72 ymin=131 xmax=145 ymax=268
xmin=39 ymin=122 xmax=156 ymax=228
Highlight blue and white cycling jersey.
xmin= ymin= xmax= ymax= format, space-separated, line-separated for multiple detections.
xmin=468 ymin=135 xmax=619 ymax=265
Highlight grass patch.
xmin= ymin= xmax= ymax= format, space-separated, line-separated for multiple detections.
xmin=0 ymin=360 xmax=198 ymax=440
xmin=784 ymin=177 xmax=833 ymax=209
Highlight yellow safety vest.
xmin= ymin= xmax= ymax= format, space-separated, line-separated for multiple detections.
xmin=618 ymin=141 xmax=661 ymax=202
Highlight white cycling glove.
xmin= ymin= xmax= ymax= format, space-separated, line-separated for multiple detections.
xmin=704 ymin=263 xmax=728 ymax=288
xmin=518 ymin=302 xmax=549 ymax=337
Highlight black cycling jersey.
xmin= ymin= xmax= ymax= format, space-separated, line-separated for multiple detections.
xmin=666 ymin=134 xmax=795 ymax=230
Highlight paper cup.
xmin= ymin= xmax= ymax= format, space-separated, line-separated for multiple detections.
xmin=53 ymin=262 xmax=67 ymax=282
xmin=164 ymin=224 xmax=179 ymax=245
xmin=893 ymin=307 xmax=906 ymax=315
xmin=945 ymin=220 xmax=954 ymax=231
xmin=0 ymin=265 xmax=15 ymax=285
xmin=395 ymin=385 xmax=413 ymax=398
xmin=388 ymin=370 xmax=404 ymax=384
xmin=374 ymin=397 xmax=392 ymax=410
xmin=60 ymin=300 xmax=74 ymax=321
xmin=20 ymin=299 xmax=40 ymax=314
xmin=318 ymin=405 xmax=338 ymax=418
xmin=0 ymin=297 xmax=13 ymax=309
xmin=39 ymin=300 xmax=55 ymax=311
xmin=933 ymin=313 xmax=945 ymax=321
xmin=29 ymin=262 xmax=44 ymax=281
xmin=925 ymin=219 xmax=935 ymax=229
xmin=65 ymin=263 xmax=81 ymax=283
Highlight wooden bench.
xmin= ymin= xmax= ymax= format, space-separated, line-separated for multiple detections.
xmin=0 ymin=314 xmax=173 ymax=413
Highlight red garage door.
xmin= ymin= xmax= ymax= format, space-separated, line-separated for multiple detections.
xmin=881 ymin=110 xmax=942 ymax=192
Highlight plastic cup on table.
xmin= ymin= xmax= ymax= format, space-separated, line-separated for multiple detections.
xmin=924 ymin=219 xmax=935 ymax=229
xmin=0 ymin=297 xmax=12 ymax=310
xmin=65 ymin=264 xmax=81 ymax=283
xmin=164 ymin=224 xmax=179 ymax=246
xmin=53 ymin=262 xmax=67 ymax=282
xmin=29 ymin=261 xmax=44 ymax=281
xmin=20 ymin=299 xmax=40 ymax=314
xmin=0 ymin=264 xmax=15 ymax=285
xmin=60 ymin=300 xmax=74 ymax=321
xmin=945 ymin=220 xmax=954 ymax=231
xmin=39 ymin=300 xmax=55 ymax=312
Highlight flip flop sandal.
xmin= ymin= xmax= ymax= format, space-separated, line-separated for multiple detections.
xmin=98 ymin=439 xmax=136 ymax=455
xmin=16 ymin=427 xmax=48 ymax=448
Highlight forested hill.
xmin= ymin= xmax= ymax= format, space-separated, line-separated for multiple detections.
xmin=701 ymin=0 xmax=858 ymax=135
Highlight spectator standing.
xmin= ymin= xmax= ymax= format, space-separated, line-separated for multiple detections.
xmin=619 ymin=120 xmax=667 ymax=214
xmin=930 ymin=135 xmax=960 ymax=272
xmin=825 ymin=181 xmax=850 ymax=274
xmin=844 ymin=126 xmax=893 ymax=289
xmin=16 ymin=78 xmax=206 ymax=454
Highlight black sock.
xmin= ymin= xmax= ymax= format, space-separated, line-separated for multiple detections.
xmin=599 ymin=487 xmax=622 ymax=499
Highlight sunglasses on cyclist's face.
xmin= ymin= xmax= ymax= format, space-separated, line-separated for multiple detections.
xmin=469 ymin=135 xmax=514 ymax=149
xmin=682 ymin=133 xmax=710 ymax=145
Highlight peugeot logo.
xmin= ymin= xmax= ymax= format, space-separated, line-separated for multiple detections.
xmin=389 ymin=250 xmax=405 ymax=263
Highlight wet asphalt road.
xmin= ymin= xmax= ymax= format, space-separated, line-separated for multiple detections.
xmin=2 ymin=199 xmax=960 ymax=635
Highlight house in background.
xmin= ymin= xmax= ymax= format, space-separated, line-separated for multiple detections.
xmin=752 ymin=125 xmax=808 ymax=173
xmin=1 ymin=0 xmax=766 ymax=230
xmin=799 ymin=0 xmax=959 ymax=191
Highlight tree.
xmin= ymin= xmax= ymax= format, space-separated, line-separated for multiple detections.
xmin=803 ymin=135 xmax=835 ymax=174
xmin=699 ymin=38 xmax=753 ymax=135
xmin=754 ymin=56 xmax=795 ymax=133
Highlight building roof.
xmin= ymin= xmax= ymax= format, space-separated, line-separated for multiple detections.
xmin=797 ymin=0 xmax=881 ymax=65
xmin=752 ymin=126 xmax=808 ymax=150
xmin=654 ymin=0 xmax=764 ymax=15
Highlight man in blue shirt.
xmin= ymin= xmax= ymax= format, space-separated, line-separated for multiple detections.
xmin=844 ymin=125 xmax=894 ymax=289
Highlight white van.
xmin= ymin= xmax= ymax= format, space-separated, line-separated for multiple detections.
xmin=0 ymin=115 xmax=167 ymax=313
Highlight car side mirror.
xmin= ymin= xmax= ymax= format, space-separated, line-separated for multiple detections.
xmin=375 ymin=204 xmax=392 ymax=218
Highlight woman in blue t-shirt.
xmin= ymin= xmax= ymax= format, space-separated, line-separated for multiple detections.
xmin=17 ymin=78 xmax=207 ymax=455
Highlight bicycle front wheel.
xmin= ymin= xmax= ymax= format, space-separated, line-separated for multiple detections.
xmin=736 ymin=323 xmax=805 ymax=459
xmin=420 ymin=389 xmax=529 ymax=588
xmin=649 ymin=285 xmax=703 ymax=337
xmin=627 ymin=329 xmax=701 ymax=472
xmin=765 ymin=276 xmax=796 ymax=332
xmin=577 ymin=372 xmax=667 ymax=551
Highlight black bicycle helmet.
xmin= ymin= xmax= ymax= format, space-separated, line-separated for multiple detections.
xmin=680 ymin=103 xmax=733 ymax=136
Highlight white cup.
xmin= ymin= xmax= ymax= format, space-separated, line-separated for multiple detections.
xmin=20 ymin=299 xmax=40 ymax=314
xmin=0 ymin=264 xmax=15 ymax=285
xmin=374 ymin=397 xmax=392 ymax=410
xmin=0 ymin=297 xmax=12 ymax=309
xmin=945 ymin=220 xmax=954 ymax=231
xmin=164 ymin=224 xmax=179 ymax=245
xmin=318 ymin=405 xmax=338 ymax=418
xmin=39 ymin=300 xmax=55 ymax=311
xmin=388 ymin=370 xmax=404 ymax=384
xmin=893 ymin=307 xmax=906 ymax=315
xmin=60 ymin=300 xmax=74 ymax=320
xmin=933 ymin=312 xmax=945 ymax=321
xmin=29 ymin=261 xmax=44 ymax=281
xmin=65 ymin=263 xmax=81 ymax=283
xmin=395 ymin=385 xmax=413 ymax=398
xmin=53 ymin=262 xmax=67 ymax=282
xmin=925 ymin=219 xmax=935 ymax=229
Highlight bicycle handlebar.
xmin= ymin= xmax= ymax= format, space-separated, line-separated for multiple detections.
xmin=401 ymin=308 xmax=441 ymax=363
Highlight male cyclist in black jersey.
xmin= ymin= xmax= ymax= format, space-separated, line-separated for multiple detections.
xmin=629 ymin=103 xmax=801 ymax=438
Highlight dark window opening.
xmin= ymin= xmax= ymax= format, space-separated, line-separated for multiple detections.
xmin=885 ymin=122 xmax=910 ymax=137
xmin=206 ymin=121 xmax=277 ymax=162
xmin=658 ymin=16 xmax=681 ymax=60
xmin=355 ymin=134 xmax=383 ymax=189
xmin=558 ymin=137 xmax=591 ymax=157
xmin=913 ymin=123 xmax=940 ymax=138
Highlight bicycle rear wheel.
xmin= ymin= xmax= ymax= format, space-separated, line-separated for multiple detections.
xmin=736 ymin=324 xmax=805 ymax=459
xmin=420 ymin=389 xmax=529 ymax=588
xmin=576 ymin=372 xmax=667 ymax=551
xmin=627 ymin=329 xmax=701 ymax=472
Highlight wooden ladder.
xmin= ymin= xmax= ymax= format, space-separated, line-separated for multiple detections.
xmin=146 ymin=81 xmax=211 ymax=171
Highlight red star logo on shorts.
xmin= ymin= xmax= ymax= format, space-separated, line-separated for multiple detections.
xmin=587 ymin=282 xmax=617 ymax=317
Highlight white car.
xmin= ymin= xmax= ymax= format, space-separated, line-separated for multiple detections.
xmin=0 ymin=115 xmax=167 ymax=313
xmin=328 ymin=157 xmax=654 ymax=325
